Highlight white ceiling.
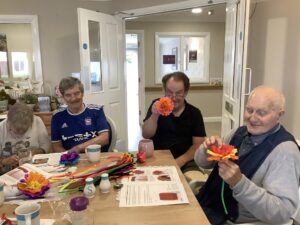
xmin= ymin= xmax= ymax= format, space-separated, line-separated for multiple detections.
xmin=127 ymin=3 xmax=226 ymax=23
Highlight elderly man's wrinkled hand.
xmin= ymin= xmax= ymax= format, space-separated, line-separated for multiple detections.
xmin=218 ymin=160 xmax=242 ymax=187
xmin=203 ymin=136 xmax=223 ymax=150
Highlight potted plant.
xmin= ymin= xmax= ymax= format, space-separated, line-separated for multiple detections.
xmin=19 ymin=91 xmax=38 ymax=109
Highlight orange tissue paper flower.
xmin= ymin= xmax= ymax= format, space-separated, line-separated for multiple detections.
xmin=206 ymin=145 xmax=239 ymax=161
xmin=156 ymin=96 xmax=174 ymax=116
xmin=17 ymin=172 xmax=50 ymax=198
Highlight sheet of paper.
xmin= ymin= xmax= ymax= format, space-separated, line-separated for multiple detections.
xmin=32 ymin=153 xmax=63 ymax=166
xmin=119 ymin=166 xmax=189 ymax=207
xmin=0 ymin=163 xmax=52 ymax=186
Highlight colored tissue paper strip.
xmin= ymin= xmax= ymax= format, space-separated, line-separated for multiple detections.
xmin=156 ymin=96 xmax=174 ymax=116
xmin=1 ymin=213 xmax=16 ymax=225
xmin=49 ymin=153 xmax=134 ymax=193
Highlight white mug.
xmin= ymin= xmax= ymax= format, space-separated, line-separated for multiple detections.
xmin=15 ymin=202 xmax=41 ymax=225
xmin=85 ymin=144 xmax=101 ymax=162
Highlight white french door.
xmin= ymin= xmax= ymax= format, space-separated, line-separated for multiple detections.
xmin=77 ymin=8 xmax=127 ymax=150
xmin=221 ymin=0 xmax=251 ymax=136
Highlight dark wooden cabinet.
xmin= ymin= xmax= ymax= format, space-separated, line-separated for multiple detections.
xmin=34 ymin=112 xmax=52 ymax=136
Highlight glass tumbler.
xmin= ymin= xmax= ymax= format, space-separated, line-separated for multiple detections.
xmin=138 ymin=139 xmax=154 ymax=158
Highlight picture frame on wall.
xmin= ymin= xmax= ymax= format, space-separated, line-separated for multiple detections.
xmin=163 ymin=55 xmax=175 ymax=64
xmin=189 ymin=50 xmax=197 ymax=63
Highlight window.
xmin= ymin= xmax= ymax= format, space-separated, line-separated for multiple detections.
xmin=155 ymin=32 xmax=210 ymax=84
xmin=11 ymin=52 xmax=30 ymax=78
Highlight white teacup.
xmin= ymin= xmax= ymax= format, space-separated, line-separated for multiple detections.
xmin=15 ymin=202 xmax=41 ymax=225
xmin=85 ymin=144 xmax=101 ymax=162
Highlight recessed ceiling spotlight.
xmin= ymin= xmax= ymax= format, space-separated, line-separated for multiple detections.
xmin=208 ymin=10 xmax=214 ymax=15
xmin=192 ymin=8 xmax=203 ymax=14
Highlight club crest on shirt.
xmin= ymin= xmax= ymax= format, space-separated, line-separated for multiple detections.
xmin=61 ymin=123 xmax=68 ymax=128
xmin=85 ymin=117 xmax=92 ymax=126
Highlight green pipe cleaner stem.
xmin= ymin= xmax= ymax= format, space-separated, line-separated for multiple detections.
xmin=221 ymin=180 xmax=228 ymax=215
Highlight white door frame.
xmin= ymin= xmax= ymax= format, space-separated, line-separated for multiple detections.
xmin=77 ymin=8 xmax=127 ymax=150
xmin=221 ymin=0 xmax=251 ymax=136
xmin=125 ymin=30 xmax=145 ymax=126
xmin=121 ymin=0 xmax=226 ymax=18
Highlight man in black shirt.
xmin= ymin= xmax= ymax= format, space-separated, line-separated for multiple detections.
xmin=142 ymin=72 xmax=206 ymax=172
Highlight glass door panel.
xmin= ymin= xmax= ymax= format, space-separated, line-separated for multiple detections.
xmin=88 ymin=20 xmax=102 ymax=93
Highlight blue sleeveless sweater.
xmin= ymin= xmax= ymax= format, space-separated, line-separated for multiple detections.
xmin=196 ymin=126 xmax=298 ymax=225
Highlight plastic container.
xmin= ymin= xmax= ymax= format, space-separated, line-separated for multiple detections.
xmin=69 ymin=196 xmax=89 ymax=225
xmin=99 ymin=173 xmax=111 ymax=193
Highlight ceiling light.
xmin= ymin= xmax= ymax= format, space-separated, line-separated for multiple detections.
xmin=208 ymin=10 xmax=214 ymax=15
xmin=192 ymin=8 xmax=203 ymax=14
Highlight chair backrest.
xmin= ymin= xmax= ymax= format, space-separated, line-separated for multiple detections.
xmin=106 ymin=116 xmax=117 ymax=152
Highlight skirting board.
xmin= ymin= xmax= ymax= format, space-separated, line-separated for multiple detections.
xmin=203 ymin=117 xmax=221 ymax=123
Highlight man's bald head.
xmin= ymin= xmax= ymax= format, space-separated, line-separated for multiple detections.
xmin=248 ymin=86 xmax=285 ymax=113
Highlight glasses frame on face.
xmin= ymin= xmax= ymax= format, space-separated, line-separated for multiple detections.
xmin=165 ymin=90 xmax=186 ymax=99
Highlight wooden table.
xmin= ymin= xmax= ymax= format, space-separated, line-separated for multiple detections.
xmin=0 ymin=150 xmax=210 ymax=225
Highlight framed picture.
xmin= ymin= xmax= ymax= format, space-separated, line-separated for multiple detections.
xmin=163 ymin=55 xmax=175 ymax=64
xmin=189 ymin=50 xmax=197 ymax=62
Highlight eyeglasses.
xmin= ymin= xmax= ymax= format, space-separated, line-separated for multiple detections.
xmin=165 ymin=92 xmax=185 ymax=99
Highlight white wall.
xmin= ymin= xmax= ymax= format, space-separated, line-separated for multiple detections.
xmin=247 ymin=0 xmax=300 ymax=138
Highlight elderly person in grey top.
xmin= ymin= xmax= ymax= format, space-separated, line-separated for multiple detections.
xmin=0 ymin=103 xmax=50 ymax=174
xmin=195 ymin=86 xmax=300 ymax=225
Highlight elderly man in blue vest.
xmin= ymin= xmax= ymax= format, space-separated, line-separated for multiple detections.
xmin=195 ymin=86 xmax=300 ymax=225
